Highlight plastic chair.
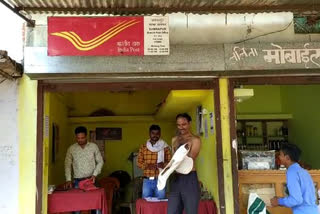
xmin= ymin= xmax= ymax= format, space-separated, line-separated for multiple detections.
xmin=118 ymin=177 xmax=143 ymax=214
xmin=98 ymin=177 xmax=120 ymax=214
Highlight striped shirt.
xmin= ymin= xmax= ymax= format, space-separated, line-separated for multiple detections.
xmin=65 ymin=142 xmax=103 ymax=181
xmin=137 ymin=144 xmax=171 ymax=177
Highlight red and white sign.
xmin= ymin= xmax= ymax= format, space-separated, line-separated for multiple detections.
xmin=48 ymin=16 xmax=169 ymax=56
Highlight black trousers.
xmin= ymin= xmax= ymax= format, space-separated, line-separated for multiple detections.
xmin=167 ymin=171 xmax=200 ymax=214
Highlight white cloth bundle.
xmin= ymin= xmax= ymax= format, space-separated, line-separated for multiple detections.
xmin=157 ymin=144 xmax=193 ymax=190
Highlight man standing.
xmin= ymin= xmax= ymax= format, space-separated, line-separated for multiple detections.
xmin=64 ymin=126 xmax=104 ymax=214
xmin=270 ymin=143 xmax=318 ymax=214
xmin=137 ymin=124 xmax=171 ymax=199
xmin=167 ymin=113 xmax=201 ymax=214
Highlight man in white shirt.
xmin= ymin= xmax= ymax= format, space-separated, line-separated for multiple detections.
xmin=64 ymin=126 xmax=104 ymax=214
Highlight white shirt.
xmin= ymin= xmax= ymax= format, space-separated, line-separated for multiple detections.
xmin=65 ymin=142 xmax=103 ymax=181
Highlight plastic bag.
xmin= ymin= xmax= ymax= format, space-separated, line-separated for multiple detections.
xmin=247 ymin=193 xmax=270 ymax=214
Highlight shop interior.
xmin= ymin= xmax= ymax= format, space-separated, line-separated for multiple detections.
xmin=44 ymin=89 xmax=219 ymax=213
xmin=235 ymin=84 xmax=320 ymax=214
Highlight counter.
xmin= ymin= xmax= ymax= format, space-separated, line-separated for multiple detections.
xmin=238 ymin=170 xmax=320 ymax=214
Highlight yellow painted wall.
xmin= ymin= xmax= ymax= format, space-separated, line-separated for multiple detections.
xmin=188 ymin=90 xmax=220 ymax=206
xmin=38 ymin=92 xmax=74 ymax=214
xmin=18 ymin=75 xmax=37 ymax=214
xmin=66 ymin=90 xmax=169 ymax=117
xmin=46 ymin=93 xmax=69 ymax=185
xmin=45 ymin=89 xmax=221 ymax=212
xmin=67 ymin=120 xmax=176 ymax=178
xmin=45 ymin=90 xmax=176 ymax=183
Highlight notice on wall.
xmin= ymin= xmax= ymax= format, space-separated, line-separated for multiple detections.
xmin=204 ymin=118 xmax=208 ymax=138
xmin=144 ymin=16 xmax=169 ymax=55
xmin=44 ymin=115 xmax=49 ymax=138
xmin=209 ymin=112 xmax=214 ymax=134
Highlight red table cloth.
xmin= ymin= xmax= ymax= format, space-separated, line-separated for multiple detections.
xmin=136 ymin=199 xmax=217 ymax=214
xmin=48 ymin=188 xmax=108 ymax=214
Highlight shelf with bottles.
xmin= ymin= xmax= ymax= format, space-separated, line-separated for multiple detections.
xmin=236 ymin=121 xmax=262 ymax=137
xmin=268 ymin=139 xmax=288 ymax=150
xmin=245 ymin=135 xmax=264 ymax=138
xmin=236 ymin=119 xmax=289 ymax=151
xmin=267 ymin=135 xmax=287 ymax=138
xmin=237 ymin=143 xmax=268 ymax=151
xmin=238 ymin=135 xmax=287 ymax=139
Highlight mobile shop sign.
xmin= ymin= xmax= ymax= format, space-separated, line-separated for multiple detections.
xmin=48 ymin=16 xmax=169 ymax=56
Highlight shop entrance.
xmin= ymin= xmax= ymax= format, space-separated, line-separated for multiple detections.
xmin=229 ymin=76 xmax=320 ymax=214
xmin=36 ymin=80 xmax=224 ymax=214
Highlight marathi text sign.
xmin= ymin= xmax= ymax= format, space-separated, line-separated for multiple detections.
xmin=144 ymin=16 xmax=169 ymax=55
xmin=225 ymin=42 xmax=320 ymax=70
xmin=48 ymin=16 xmax=169 ymax=56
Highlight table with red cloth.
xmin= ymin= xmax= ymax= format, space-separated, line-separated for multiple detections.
xmin=136 ymin=198 xmax=217 ymax=214
xmin=48 ymin=188 xmax=108 ymax=214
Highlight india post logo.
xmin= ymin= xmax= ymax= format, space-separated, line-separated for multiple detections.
xmin=48 ymin=17 xmax=144 ymax=56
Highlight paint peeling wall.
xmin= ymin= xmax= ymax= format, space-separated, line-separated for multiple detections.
xmin=0 ymin=80 xmax=19 ymax=213
xmin=0 ymin=4 xmax=27 ymax=214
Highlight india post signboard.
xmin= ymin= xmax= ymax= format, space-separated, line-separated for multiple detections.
xmin=48 ymin=16 xmax=169 ymax=56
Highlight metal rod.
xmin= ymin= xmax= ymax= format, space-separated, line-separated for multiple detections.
xmin=18 ymin=5 xmax=320 ymax=16
xmin=0 ymin=0 xmax=35 ymax=27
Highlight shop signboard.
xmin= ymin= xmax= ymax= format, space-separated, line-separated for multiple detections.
xmin=48 ymin=16 xmax=169 ymax=56
xmin=225 ymin=42 xmax=320 ymax=70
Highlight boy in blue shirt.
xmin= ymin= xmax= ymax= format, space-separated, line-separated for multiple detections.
xmin=270 ymin=143 xmax=319 ymax=214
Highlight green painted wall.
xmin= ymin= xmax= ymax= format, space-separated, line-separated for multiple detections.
xmin=188 ymin=90 xmax=219 ymax=204
xmin=237 ymin=85 xmax=320 ymax=169
xmin=281 ymin=85 xmax=320 ymax=168
xmin=236 ymin=86 xmax=282 ymax=114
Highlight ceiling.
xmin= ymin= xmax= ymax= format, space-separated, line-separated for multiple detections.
xmin=5 ymin=0 xmax=320 ymax=15
xmin=60 ymin=89 xmax=212 ymax=118
xmin=64 ymin=90 xmax=170 ymax=117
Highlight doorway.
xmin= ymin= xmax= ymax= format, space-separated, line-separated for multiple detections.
xmin=36 ymin=80 xmax=225 ymax=214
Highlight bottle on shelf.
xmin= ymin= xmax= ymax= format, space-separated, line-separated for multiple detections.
xmin=282 ymin=126 xmax=288 ymax=136
xmin=253 ymin=127 xmax=258 ymax=136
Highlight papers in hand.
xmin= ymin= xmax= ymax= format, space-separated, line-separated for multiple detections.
xmin=145 ymin=197 xmax=168 ymax=202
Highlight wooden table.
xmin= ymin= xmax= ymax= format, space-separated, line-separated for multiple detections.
xmin=48 ymin=188 xmax=108 ymax=214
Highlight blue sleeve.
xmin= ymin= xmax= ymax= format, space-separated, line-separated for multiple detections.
xmin=278 ymin=170 xmax=303 ymax=207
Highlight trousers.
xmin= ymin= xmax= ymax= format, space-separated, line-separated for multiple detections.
xmin=167 ymin=171 xmax=200 ymax=214
xmin=142 ymin=178 xmax=166 ymax=199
